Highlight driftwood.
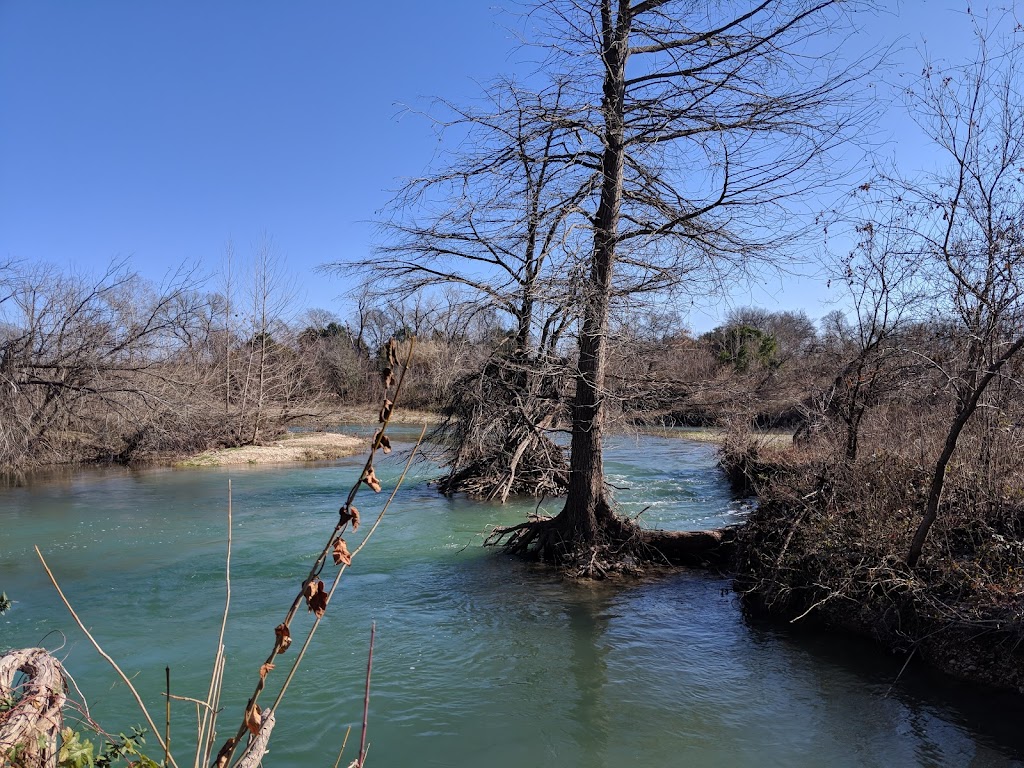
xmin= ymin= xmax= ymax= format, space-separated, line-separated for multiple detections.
xmin=234 ymin=708 xmax=275 ymax=768
xmin=0 ymin=648 xmax=67 ymax=768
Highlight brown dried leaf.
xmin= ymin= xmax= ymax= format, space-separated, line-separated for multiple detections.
xmin=259 ymin=662 xmax=275 ymax=681
xmin=339 ymin=504 xmax=360 ymax=530
xmin=304 ymin=578 xmax=325 ymax=613
xmin=379 ymin=433 xmax=392 ymax=454
xmin=303 ymin=579 xmax=319 ymax=601
xmin=245 ymin=703 xmax=262 ymax=736
xmin=363 ymin=466 xmax=382 ymax=493
xmin=378 ymin=399 xmax=393 ymax=423
xmin=309 ymin=584 xmax=329 ymax=618
xmin=274 ymin=623 xmax=292 ymax=654
xmin=386 ymin=338 xmax=399 ymax=367
xmin=381 ymin=367 xmax=395 ymax=389
xmin=213 ymin=738 xmax=236 ymax=768
xmin=333 ymin=536 xmax=353 ymax=567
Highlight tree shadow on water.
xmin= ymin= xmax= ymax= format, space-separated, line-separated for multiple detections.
xmin=565 ymin=595 xmax=615 ymax=768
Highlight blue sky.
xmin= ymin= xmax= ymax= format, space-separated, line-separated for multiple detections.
xmin=0 ymin=1 xmax=1008 ymax=332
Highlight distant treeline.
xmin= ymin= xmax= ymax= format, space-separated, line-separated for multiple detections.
xmin=5 ymin=245 xmax=1020 ymax=479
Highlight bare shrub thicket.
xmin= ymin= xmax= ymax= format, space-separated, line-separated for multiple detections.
xmin=0 ymin=260 xmax=220 ymax=469
xmin=0 ymin=255 xmax=394 ymax=472
xmin=728 ymin=20 xmax=1024 ymax=687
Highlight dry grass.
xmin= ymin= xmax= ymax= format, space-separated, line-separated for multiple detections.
xmin=177 ymin=432 xmax=363 ymax=467
xmin=630 ymin=423 xmax=793 ymax=448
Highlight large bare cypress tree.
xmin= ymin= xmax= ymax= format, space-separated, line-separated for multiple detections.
xmin=488 ymin=0 xmax=881 ymax=571
xmin=337 ymin=1 xmax=880 ymax=572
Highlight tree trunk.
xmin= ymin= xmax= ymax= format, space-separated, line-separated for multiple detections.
xmin=552 ymin=0 xmax=630 ymax=548
xmin=906 ymin=412 xmax=968 ymax=568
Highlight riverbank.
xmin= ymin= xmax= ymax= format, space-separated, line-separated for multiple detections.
xmin=175 ymin=406 xmax=437 ymax=467
xmin=639 ymin=425 xmax=791 ymax=447
xmin=724 ymin=436 xmax=1024 ymax=693
xmin=176 ymin=431 xmax=364 ymax=467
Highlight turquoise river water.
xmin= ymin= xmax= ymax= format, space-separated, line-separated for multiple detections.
xmin=2 ymin=429 xmax=1023 ymax=767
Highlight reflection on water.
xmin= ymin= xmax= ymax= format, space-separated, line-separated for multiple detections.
xmin=1 ymin=433 xmax=1022 ymax=767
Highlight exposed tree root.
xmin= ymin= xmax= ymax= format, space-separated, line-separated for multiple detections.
xmin=485 ymin=513 xmax=738 ymax=577
xmin=641 ymin=527 xmax=739 ymax=569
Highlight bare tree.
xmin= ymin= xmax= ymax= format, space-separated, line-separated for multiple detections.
xmin=486 ymin=0 xmax=881 ymax=570
xmin=222 ymin=240 xmax=236 ymax=415
xmin=234 ymin=235 xmax=297 ymax=444
xmin=0 ymin=259 xmax=210 ymax=468
xmin=893 ymin=28 xmax=1024 ymax=567
xmin=808 ymin=211 xmax=921 ymax=460
xmin=329 ymin=78 xmax=593 ymax=499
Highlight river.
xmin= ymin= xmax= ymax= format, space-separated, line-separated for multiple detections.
xmin=2 ymin=430 xmax=1022 ymax=767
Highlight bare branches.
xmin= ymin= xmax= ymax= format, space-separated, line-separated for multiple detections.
xmin=836 ymin=20 xmax=1024 ymax=565
xmin=0 ymin=260 xmax=215 ymax=468
xmin=329 ymin=77 xmax=593 ymax=352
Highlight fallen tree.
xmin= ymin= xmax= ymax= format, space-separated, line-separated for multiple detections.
xmin=434 ymin=350 xmax=569 ymax=501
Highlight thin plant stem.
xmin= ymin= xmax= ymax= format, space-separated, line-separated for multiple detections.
xmin=269 ymin=426 xmax=426 ymax=712
xmin=34 ymin=545 xmax=180 ymax=768
xmin=166 ymin=694 xmax=216 ymax=710
xmin=359 ymin=623 xmax=375 ymax=767
xmin=203 ymin=653 xmax=226 ymax=765
xmin=165 ymin=666 xmax=171 ymax=768
xmin=332 ymin=726 xmax=352 ymax=768
xmin=197 ymin=481 xmax=233 ymax=768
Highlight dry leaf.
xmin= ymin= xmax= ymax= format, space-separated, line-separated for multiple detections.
xmin=274 ymin=623 xmax=292 ymax=654
xmin=303 ymin=579 xmax=319 ymax=600
xmin=378 ymin=432 xmax=392 ymax=454
xmin=379 ymin=399 xmax=393 ymax=423
xmin=309 ymin=585 xmax=329 ymax=618
xmin=213 ymin=738 xmax=236 ymax=768
xmin=333 ymin=536 xmax=352 ymax=566
xmin=339 ymin=504 xmax=360 ymax=530
xmin=363 ymin=466 xmax=382 ymax=493
xmin=304 ymin=578 xmax=326 ymax=613
xmin=245 ymin=703 xmax=262 ymax=736
xmin=259 ymin=662 xmax=275 ymax=681
xmin=381 ymin=367 xmax=395 ymax=389
xmin=386 ymin=338 xmax=399 ymax=367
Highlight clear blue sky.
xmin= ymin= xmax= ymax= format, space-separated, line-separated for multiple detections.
xmin=0 ymin=1 xmax=1006 ymax=332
